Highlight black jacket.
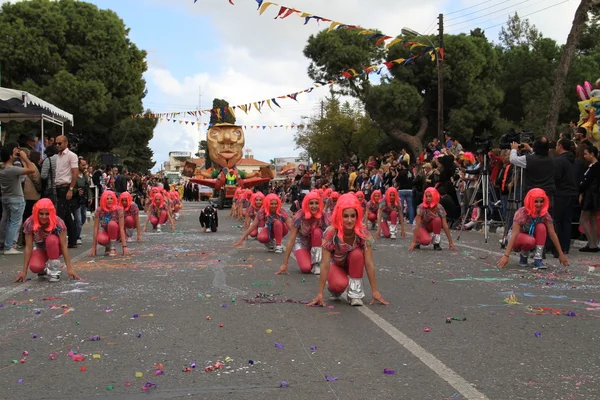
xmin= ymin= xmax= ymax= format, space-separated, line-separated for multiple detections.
xmin=554 ymin=151 xmax=578 ymax=197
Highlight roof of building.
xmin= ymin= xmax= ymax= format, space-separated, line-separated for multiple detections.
xmin=238 ymin=158 xmax=269 ymax=166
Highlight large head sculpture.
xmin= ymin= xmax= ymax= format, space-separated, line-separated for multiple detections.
xmin=207 ymin=123 xmax=245 ymax=169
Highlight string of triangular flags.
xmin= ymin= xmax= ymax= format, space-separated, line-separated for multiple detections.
xmin=153 ymin=119 xmax=310 ymax=130
xmin=135 ymin=46 xmax=436 ymax=121
xmin=193 ymin=0 xmax=431 ymax=51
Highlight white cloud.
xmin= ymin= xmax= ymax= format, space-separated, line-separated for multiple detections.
xmin=142 ymin=0 xmax=580 ymax=171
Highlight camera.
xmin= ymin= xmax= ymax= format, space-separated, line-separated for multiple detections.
xmin=499 ymin=129 xmax=534 ymax=150
xmin=473 ymin=134 xmax=493 ymax=153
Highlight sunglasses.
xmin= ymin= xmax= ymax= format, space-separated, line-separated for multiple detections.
xmin=55 ymin=142 xmax=63 ymax=145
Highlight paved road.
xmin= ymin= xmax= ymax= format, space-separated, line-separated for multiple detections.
xmin=0 ymin=201 xmax=599 ymax=400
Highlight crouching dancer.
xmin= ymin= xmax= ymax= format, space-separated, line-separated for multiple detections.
xmin=408 ymin=187 xmax=457 ymax=251
xmin=119 ymin=192 xmax=142 ymax=242
xmin=307 ymin=194 xmax=388 ymax=307
xmin=277 ymin=191 xmax=329 ymax=275
xmin=498 ymin=188 xmax=568 ymax=269
xmin=14 ymin=199 xmax=80 ymax=283
xmin=90 ymin=191 xmax=129 ymax=257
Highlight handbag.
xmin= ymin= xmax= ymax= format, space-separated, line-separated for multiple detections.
xmin=43 ymin=157 xmax=58 ymax=205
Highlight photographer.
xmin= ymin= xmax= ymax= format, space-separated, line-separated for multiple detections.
xmin=509 ymin=136 xmax=555 ymax=204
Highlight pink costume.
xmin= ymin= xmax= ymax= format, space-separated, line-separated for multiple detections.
xmin=119 ymin=192 xmax=139 ymax=235
xmin=326 ymin=192 xmax=340 ymax=214
xmin=248 ymin=192 xmax=265 ymax=238
xmin=367 ymin=190 xmax=382 ymax=227
xmin=23 ymin=199 xmax=66 ymax=275
xmin=148 ymin=194 xmax=168 ymax=229
xmin=512 ymin=188 xmax=552 ymax=262
xmin=292 ymin=192 xmax=329 ymax=274
xmin=355 ymin=191 xmax=367 ymax=214
xmin=257 ymin=194 xmax=289 ymax=250
xmin=324 ymin=194 xmax=374 ymax=301
xmin=95 ymin=191 xmax=123 ymax=249
xmin=416 ymin=187 xmax=446 ymax=247
xmin=379 ymin=188 xmax=401 ymax=239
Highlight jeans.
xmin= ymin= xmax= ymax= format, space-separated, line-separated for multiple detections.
xmin=398 ymin=190 xmax=415 ymax=224
xmin=74 ymin=204 xmax=87 ymax=240
xmin=1 ymin=197 xmax=26 ymax=250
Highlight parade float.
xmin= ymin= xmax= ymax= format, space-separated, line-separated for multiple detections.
xmin=576 ymin=79 xmax=600 ymax=143
xmin=190 ymin=123 xmax=273 ymax=209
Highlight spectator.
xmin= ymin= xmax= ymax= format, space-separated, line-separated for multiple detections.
xmin=552 ymin=138 xmax=578 ymax=256
xmin=40 ymin=145 xmax=58 ymax=203
xmin=509 ymin=137 xmax=556 ymax=202
xmin=578 ymin=145 xmax=600 ymax=253
xmin=54 ymin=135 xmax=79 ymax=248
xmin=0 ymin=144 xmax=36 ymax=254
xmin=74 ymin=158 xmax=90 ymax=245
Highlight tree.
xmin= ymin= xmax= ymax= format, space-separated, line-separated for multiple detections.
xmin=545 ymin=0 xmax=596 ymax=139
xmin=209 ymin=98 xmax=236 ymax=125
xmin=108 ymin=113 xmax=157 ymax=173
xmin=499 ymin=12 xmax=542 ymax=49
xmin=0 ymin=0 xmax=153 ymax=159
xmin=304 ymin=29 xmax=503 ymax=156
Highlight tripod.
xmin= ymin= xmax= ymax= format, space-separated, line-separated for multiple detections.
xmin=457 ymin=154 xmax=504 ymax=243
xmin=500 ymin=165 xmax=524 ymax=248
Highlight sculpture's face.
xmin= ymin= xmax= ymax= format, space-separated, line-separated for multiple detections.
xmin=207 ymin=124 xmax=245 ymax=168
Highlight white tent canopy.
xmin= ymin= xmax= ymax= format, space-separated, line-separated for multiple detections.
xmin=0 ymin=87 xmax=74 ymax=142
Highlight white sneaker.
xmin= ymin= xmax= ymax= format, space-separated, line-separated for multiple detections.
xmin=312 ymin=265 xmax=321 ymax=275
xmin=77 ymin=239 xmax=82 ymax=245
xmin=350 ymin=298 xmax=364 ymax=307
xmin=49 ymin=271 xmax=61 ymax=283
xmin=390 ymin=232 xmax=396 ymax=239
xmin=157 ymin=224 xmax=162 ymax=233
xmin=329 ymin=293 xmax=342 ymax=301
xmin=126 ymin=236 xmax=133 ymax=243
xmin=274 ymin=245 xmax=283 ymax=254
xmin=4 ymin=248 xmax=22 ymax=255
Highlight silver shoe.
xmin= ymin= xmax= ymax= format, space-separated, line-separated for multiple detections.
xmin=350 ymin=298 xmax=364 ymax=306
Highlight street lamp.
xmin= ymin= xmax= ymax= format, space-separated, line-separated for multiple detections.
xmin=401 ymin=26 xmax=444 ymax=143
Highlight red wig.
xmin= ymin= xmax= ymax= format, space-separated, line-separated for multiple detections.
xmin=244 ymin=189 xmax=253 ymax=200
xmin=302 ymin=191 xmax=324 ymax=219
xmin=119 ymin=192 xmax=133 ymax=211
xmin=330 ymin=191 xmax=340 ymax=203
xmin=422 ymin=187 xmax=440 ymax=209
xmin=100 ymin=190 xmax=118 ymax=212
xmin=524 ymin=188 xmax=549 ymax=218
xmin=331 ymin=193 xmax=366 ymax=241
xmin=385 ymin=187 xmax=399 ymax=208
xmin=263 ymin=193 xmax=283 ymax=216
xmin=462 ymin=152 xmax=476 ymax=165
xmin=371 ymin=190 xmax=382 ymax=203
xmin=150 ymin=187 xmax=160 ymax=198
xmin=32 ymin=198 xmax=57 ymax=233
xmin=355 ymin=191 xmax=365 ymax=202
xmin=152 ymin=193 xmax=164 ymax=209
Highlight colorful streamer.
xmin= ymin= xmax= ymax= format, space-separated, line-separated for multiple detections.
xmin=150 ymin=119 xmax=310 ymax=129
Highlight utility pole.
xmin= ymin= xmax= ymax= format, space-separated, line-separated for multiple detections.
xmin=437 ymin=13 xmax=445 ymax=143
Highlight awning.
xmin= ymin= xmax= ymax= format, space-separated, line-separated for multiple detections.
xmin=0 ymin=87 xmax=74 ymax=124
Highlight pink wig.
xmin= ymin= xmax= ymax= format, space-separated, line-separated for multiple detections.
xmin=234 ymin=188 xmax=242 ymax=199
xmin=32 ymin=198 xmax=57 ymax=233
xmin=524 ymin=188 xmax=549 ymax=218
xmin=250 ymin=192 xmax=265 ymax=209
xmin=100 ymin=190 xmax=118 ymax=212
xmin=385 ymin=187 xmax=399 ymax=208
xmin=119 ymin=192 xmax=133 ymax=211
xmin=422 ymin=187 xmax=440 ymax=209
xmin=371 ymin=190 xmax=382 ymax=203
xmin=244 ymin=189 xmax=253 ymax=200
xmin=331 ymin=193 xmax=366 ymax=241
xmin=355 ymin=191 xmax=365 ymax=202
xmin=302 ymin=191 xmax=324 ymax=219
xmin=263 ymin=193 xmax=282 ymax=216
xmin=152 ymin=193 xmax=164 ymax=209
xmin=324 ymin=188 xmax=333 ymax=198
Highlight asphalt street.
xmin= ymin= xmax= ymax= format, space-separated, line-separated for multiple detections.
xmin=0 ymin=201 xmax=599 ymax=400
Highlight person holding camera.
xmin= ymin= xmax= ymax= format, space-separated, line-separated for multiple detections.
xmin=509 ymin=137 xmax=556 ymax=203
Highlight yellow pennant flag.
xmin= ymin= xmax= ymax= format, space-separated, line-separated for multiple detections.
xmin=253 ymin=102 xmax=262 ymax=113
xmin=386 ymin=38 xmax=402 ymax=49
xmin=392 ymin=58 xmax=406 ymax=64
xmin=259 ymin=2 xmax=277 ymax=15
xmin=266 ymin=99 xmax=274 ymax=111
xmin=359 ymin=30 xmax=375 ymax=36
xmin=228 ymin=106 xmax=236 ymax=119
xmin=299 ymin=12 xmax=310 ymax=18
xmin=430 ymin=52 xmax=436 ymax=62
xmin=328 ymin=21 xmax=342 ymax=31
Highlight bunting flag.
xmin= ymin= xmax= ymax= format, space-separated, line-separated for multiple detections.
xmin=135 ymin=46 xmax=436 ymax=121
xmin=155 ymin=119 xmax=310 ymax=130
xmin=196 ymin=0 xmax=431 ymax=51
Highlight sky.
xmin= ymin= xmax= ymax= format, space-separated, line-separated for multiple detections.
xmin=3 ymin=0 xmax=582 ymax=170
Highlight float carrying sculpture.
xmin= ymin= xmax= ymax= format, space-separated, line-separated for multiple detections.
xmin=190 ymin=123 xmax=272 ymax=208
xmin=576 ymin=79 xmax=600 ymax=143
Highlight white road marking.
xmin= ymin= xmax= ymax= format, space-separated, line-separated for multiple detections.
xmin=291 ymin=252 xmax=489 ymax=399
xmin=358 ymin=307 xmax=488 ymax=400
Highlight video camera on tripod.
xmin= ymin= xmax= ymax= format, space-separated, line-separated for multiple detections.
xmin=472 ymin=134 xmax=494 ymax=154
xmin=499 ymin=129 xmax=534 ymax=150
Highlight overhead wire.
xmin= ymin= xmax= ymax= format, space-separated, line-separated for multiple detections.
xmin=445 ymin=0 xmax=497 ymax=16
xmin=480 ymin=0 xmax=572 ymax=30
xmin=446 ymin=0 xmax=523 ymax=22
xmin=446 ymin=0 xmax=532 ymax=28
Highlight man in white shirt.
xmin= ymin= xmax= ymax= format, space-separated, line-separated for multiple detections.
xmin=54 ymin=135 xmax=79 ymax=248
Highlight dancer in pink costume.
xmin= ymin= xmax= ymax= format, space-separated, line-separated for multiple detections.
xmin=408 ymin=187 xmax=457 ymax=251
xmin=307 ymin=194 xmax=388 ymax=307
xmin=90 ymin=191 xmax=129 ymax=257
xmin=277 ymin=191 xmax=329 ymax=275
xmin=119 ymin=192 xmax=142 ymax=242
xmin=245 ymin=192 xmax=265 ymax=238
xmin=14 ymin=199 xmax=80 ymax=283
xmin=234 ymin=193 xmax=291 ymax=253
xmin=144 ymin=192 xmax=174 ymax=233
xmin=365 ymin=190 xmax=381 ymax=229
xmin=498 ymin=188 xmax=568 ymax=269
xmin=376 ymin=187 xmax=406 ymax=240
